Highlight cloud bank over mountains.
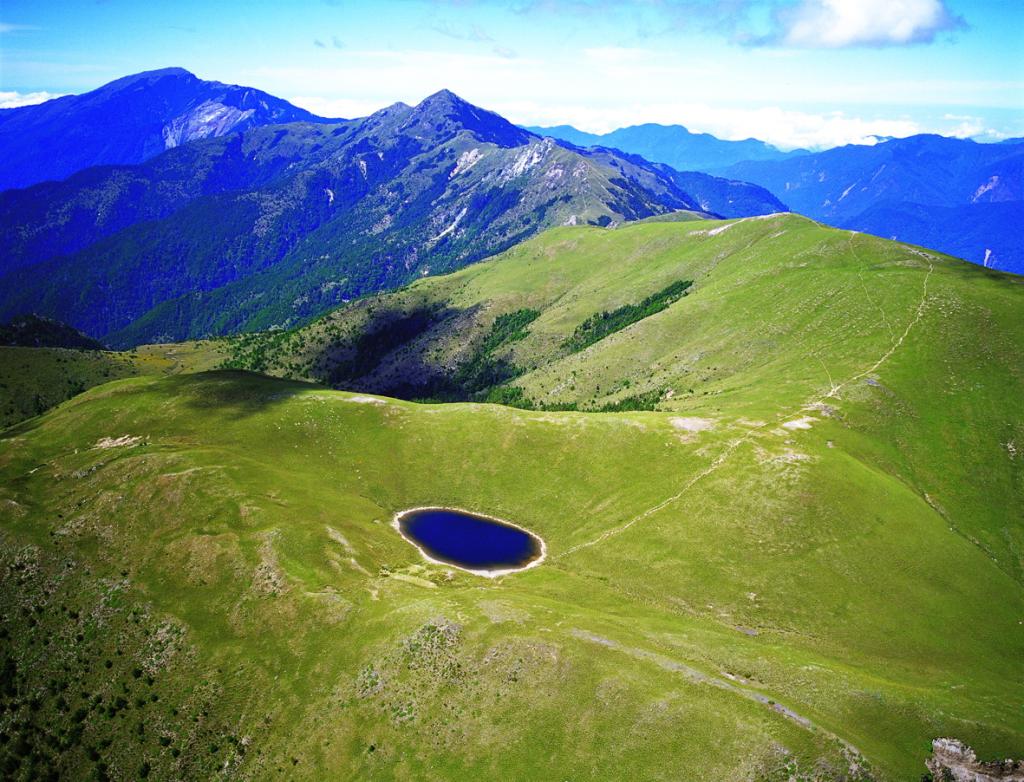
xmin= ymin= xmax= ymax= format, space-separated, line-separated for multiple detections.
xmin=3 ymin=0 xmax=1017 ymax=150
xmin=0 ymin=90 xmax=65 ymax=108
xmin=748 ymin=0 xmax=964 ymax=48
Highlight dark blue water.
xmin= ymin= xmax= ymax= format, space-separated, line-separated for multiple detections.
xmin=398 ymin=508 xmax=542 ymax=572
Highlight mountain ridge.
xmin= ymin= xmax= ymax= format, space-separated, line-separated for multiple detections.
xmin=0 ymin=314 xmax=107 ymax=351
xmin=527 ymin=122 xmax=805 ymax=172
xmin=0 ymin=67 xmax=337 ymax=192
xmin=0 ymin=79 xmax=785 ymax=346
xmin=719 ymin=134 xmax=1024 ymax=273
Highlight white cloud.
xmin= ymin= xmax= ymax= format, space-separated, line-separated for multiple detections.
xmin=233 ymin=43 xmax=1020 ymax=126
xmin=293 ymin=89 xmax=934 ymax=149
xmin=942 ymin=113 xmax=983 ymax=137
xmin=431 ymin=20 xmax=493 ymax=43
xmin=290 ymin=95 xmax=383 ymax=119
xmin=429 ymin=20 xmax=518 ymax=58
xmin=0 ymin=90 xmax=64 ymax=108
xmin=497 ymin=99 xmax=922 ymax=149
xmin=758 ymin=0 xmax=963 ymax=48
xmin=239 ymin=45 xmax=1017 ymax=149
xmin=667 ymin=105 xmax=921 ymax=149
xmin=0 ymin=22 xmax=38 ymax=34
xmin=581 ymin=47 xmax=651 ymax=65
xmin=941 ymin=113 xmax=1009 ymax=141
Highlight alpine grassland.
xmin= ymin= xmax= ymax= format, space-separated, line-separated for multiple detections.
xmin=1 ymin=214 xmax=1022 ymax=780
xmin=0 ymin=340 xmax=228 ymax=429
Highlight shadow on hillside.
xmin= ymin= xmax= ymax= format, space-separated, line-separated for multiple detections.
xmin=172 ymin=369 xmax=323 ymax=419
xmin=310 ymin=302 xmax=485 ymax=401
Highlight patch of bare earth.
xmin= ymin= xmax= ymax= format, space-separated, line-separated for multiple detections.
xmin=93 ymin=434 xmax=144 ymax=449
xmin=926 ymin=738 xmax=1024 ymax=781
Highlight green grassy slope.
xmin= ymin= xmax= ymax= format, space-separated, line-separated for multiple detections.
xmin=0 ymin=347 xmax=137 ymax=428
xmin=0 ymin=340 xmax=228 ymax=429
xmin=229 ymin=213 xmax=1020 ymax=417
xmin=1 ymin=216 xmax=1022 ymax=780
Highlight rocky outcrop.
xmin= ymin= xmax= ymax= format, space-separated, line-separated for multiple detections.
xmin=161 ymin=100 xmax=256 ymax=149
xmin=926 ymin=739 xmax=1024 ymax=781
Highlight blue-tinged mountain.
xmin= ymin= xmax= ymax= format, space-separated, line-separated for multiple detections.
xmin=0 ymin=85 xmax=784 ymax=347
xmin=527 ymin=123 xmax=804 ymax=172
xmin=0 ymin=67 xmax=334 ymax=192
xmin=720 ymin=134 xmax=1024 ymax=273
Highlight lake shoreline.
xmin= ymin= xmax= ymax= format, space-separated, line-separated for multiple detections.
xmin=392 ymin=506 xmax=547 ymax=578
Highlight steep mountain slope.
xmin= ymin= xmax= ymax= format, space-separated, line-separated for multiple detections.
xmin=720 ymin=135 xmax=1024 ymax=272
xmin=1 ymin=215 xmax=1022 ymax=780
xmin=0 ymin=90 xmax=782 ymax=347
xmin=528 ymin=122 xmax=802 ymax=170
xmin=0 ymin=68 xmax=333 ymax=192
xmin=660 ymin=168 xmax=788 ymax=218
xmin=0 ymin=119 xmax=351 ymax=275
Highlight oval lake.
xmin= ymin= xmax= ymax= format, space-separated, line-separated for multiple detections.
xmin=394 ymin=508 xmax=544 ymax=576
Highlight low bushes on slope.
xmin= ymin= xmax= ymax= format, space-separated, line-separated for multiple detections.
xmin=561 ymin=279 xmax=693 ymax=353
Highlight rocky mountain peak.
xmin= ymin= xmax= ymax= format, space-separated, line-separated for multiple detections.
xmin=404 ymin=89 xmax=534 ymax=148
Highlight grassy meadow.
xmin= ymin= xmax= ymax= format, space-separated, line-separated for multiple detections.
xmin=1 ymin=215 xmax=1022 ymax=779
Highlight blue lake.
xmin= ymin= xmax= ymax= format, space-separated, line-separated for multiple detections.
xmin=396 ymin=508 xmax=543 ymax=573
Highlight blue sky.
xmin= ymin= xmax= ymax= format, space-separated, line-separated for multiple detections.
xmin=1 ymin=0 xmax=1021 ymax=149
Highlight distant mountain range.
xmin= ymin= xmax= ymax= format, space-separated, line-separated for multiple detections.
xmin=0 ymin=72 xmax=785 ymax=346
xmin=2 ymin=66 xmax=1018 ymax=352
xmin=527 ymin=123 xmax=804 ymax=172
xmin=0 ymin=67 xmax=334 ymax=192
xmin=720 ymin=135 xmax=1024 ymax=273
xmin=532 ymin=124 xmax=1024 ymax=275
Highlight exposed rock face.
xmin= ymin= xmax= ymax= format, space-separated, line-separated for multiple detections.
xmin=161 ymin=100 xmax=257 ymax=149
xmin=927 ymin=739 xmax=1024 ymax=781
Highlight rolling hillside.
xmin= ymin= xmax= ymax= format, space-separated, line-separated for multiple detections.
xmin=1 ymin=215 xmax=1021 ymax=780
xmin=0 ymin=340 xmax=227 ymax=429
